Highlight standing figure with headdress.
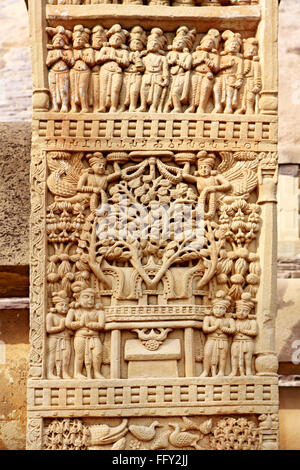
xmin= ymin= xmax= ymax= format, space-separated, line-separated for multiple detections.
xmin=64 ymin=152 xmax=121 ymax=215
xmin=46 ymin=26 xmax=74 ymax=113
xmin=237 ymin=37 xmax=261 ymax=115
xmin=182 ymin=151 xmax=231 ymax=221
xmin=201 ymin=291 xmax=235 ymax=377
xmin=97 ymin=24 xmax=129 ymax=113
xmin=185 ymin=29 xmax=220 ymax=114
xmin=46 ymin=290 xmax=72 ymax=379
xmin=66 ymin=286 xmax=105 ymax=379
xmin=90 ymin=25 xmax=107 ymax=112
xmin=120 ymin=26 xmax=146 ymax=112
xmin=213 ymin=30 xmax=244 ymax=114
xmin=230 ymin=293 xmax=258 ymax=376
xmin=70 ymin=25 xmax=94 ymax=113
xmin=137 ymin=28 xmax=169 ymax=113
xmin=164 ymin=26 xmax=196 ymax=114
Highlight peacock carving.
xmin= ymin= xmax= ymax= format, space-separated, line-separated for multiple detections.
xmin=47 ymin=151 xmax=84 ymax=198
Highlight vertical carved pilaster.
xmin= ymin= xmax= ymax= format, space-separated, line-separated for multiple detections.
xmin=255 ymin=154 xmax=278 ymax=376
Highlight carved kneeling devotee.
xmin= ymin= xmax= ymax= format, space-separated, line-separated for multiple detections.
xmin=46 ymin=290 xmax=72 ymax=379
xmin=201 ymin=291 xmax=235 ymax=377
xmin=66 ymin=287 xmax=105 ymax=379
xmin=230 ymin=293 xmax=258 ymax=376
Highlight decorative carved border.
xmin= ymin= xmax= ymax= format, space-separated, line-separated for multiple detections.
xmin=29 ymin=148 xmax=47 ymax=380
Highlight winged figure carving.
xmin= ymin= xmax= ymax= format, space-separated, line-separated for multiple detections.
xmin=218 ymin=151 xmax=260 ymax=203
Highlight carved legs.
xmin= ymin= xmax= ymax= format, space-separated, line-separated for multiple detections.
xmin=70 ymin=70 xmax=91 ymax=113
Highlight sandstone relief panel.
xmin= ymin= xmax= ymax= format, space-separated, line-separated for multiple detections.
xmin=27 ymin=0 xmax=279 ymax=450
xmin=45 ymin=25 xmax=261 ymax=115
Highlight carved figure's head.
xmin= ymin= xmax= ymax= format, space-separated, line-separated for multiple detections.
xmin=147 ymin=28 xmax=166 ymax=53
xmin=222 ymin=30 xmax=242 ymax=55
xmin=46 ymin=26 xmax=72 ymax=49
xmin=73 ymin=25 xmax=91 ymax=50
xmin=235 ymin=292 xmax=255 ymax=319
xmin=87 ymin=152 xmax=106 ymax=175
xmin=199 ymin=28 xmax=220 ymax=52
xmin=129 ymin=26 xmax=147 ymax=52
xmin=79 ymin=288 xmax=96 ymax=309
xmin=92 ymin=25 xmax=107 ymax=50
xmin=243 ymin=37 xmax=259 ymax=59
xmin=107 ymin=24 xmax=129 ymax=48
xmin=196 ymin=151 xmax=216 ymax=177
xmin=52 ymin=290 xmax=69 ymax=315
xmin=212 ymin=290 xmax=231 ymax=317
xmin=173 ymin=26 xmax=196 ymax=52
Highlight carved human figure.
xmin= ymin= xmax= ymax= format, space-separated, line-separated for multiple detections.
xmin=164 ymin=26 xmax=196 ymax=113
xmin=230 ymin=293 xmax=258 ymax=376
xmin=70 ymin=25 xmax=94 ymax=113
xmin=137 ymin=28 xmax=169 ymax=113
xmin=97 ymin=24 xmax=129 ymax=113
xmin=66 ymin=288 xmax=105 ymax=379
xmin=237 ymin=38 xmax=262 ymax=115
xmin=90 ymin=25 xmax=107 ymax=112
xmin=46 ymin=26 xmax=74 ymax=113
xmin=120 ymin=26 xmax=147 ymax=112
xmin=182 ymin=151 xmax=231 ymax=220
xmin=64 ymin=152 xmax=121 ymax=214
xmin=185 ymin=29 xmax=220 ymax=114
xmin=201 ymin=291 xmax=235 ymax=377
xmin=46 ymin=290 xmax=72 ymax=379
xmin=213 ymin=30 xmax=243 ymax=114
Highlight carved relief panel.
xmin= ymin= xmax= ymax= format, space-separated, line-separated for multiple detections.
xmin=27 ymin=0 xmax=279 ymax=450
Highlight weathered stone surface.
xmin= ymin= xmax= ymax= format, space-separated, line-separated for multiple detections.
xmin=279 ymin=388 xmax=300 ymax=450
xmin=277 ymin=279 xmax=300 ymax=364
xmin=278 ymin=0 xmax=300 ymax=160
xmin=0 ymin=309 xmax=29 ymax=450
xmin=0 ymin=122 xmax=31 ymax=267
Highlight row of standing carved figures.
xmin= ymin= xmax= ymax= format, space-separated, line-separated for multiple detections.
xmin=46 ymin=24 xmax=261 ymax=114
xmin=48 ymin=1 xmax=257 ymax=6
xmin=46 ymin=288 xmax=257 ymax=380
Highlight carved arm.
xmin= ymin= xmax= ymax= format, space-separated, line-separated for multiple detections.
xmin=65 ymin=310 xmax=83 ymax=330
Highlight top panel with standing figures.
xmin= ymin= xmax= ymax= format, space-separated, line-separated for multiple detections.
xmin=46 ymin=24 xmax=262 ymax=115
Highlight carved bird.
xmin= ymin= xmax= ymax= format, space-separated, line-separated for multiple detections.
xmin=151 ymin=431 xmax=171 ymax=450
xmin=89 ymin=419 xmax=128 ymax=446
xmin=129 ymin=421 xmax=162 ymax=441
xmin=182 ymin=417 xmax=199 ymax=432
xmin=47 ymin=151 xmax=84 ymax=198
xmin=168 ymin=423 xmax=203 ymax=450
xmin=199 ymin=418 xmax=213 ymax=436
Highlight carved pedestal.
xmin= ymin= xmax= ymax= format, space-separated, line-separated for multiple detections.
xmin=27 ymin=0 xmax=279 ymax=450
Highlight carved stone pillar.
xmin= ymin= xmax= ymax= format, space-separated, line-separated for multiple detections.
xmin=27 ymin=0 xmax=279 ymax=450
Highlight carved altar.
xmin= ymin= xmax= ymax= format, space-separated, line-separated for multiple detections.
xmin=27 ymin=0 xmax=279 ymax=450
